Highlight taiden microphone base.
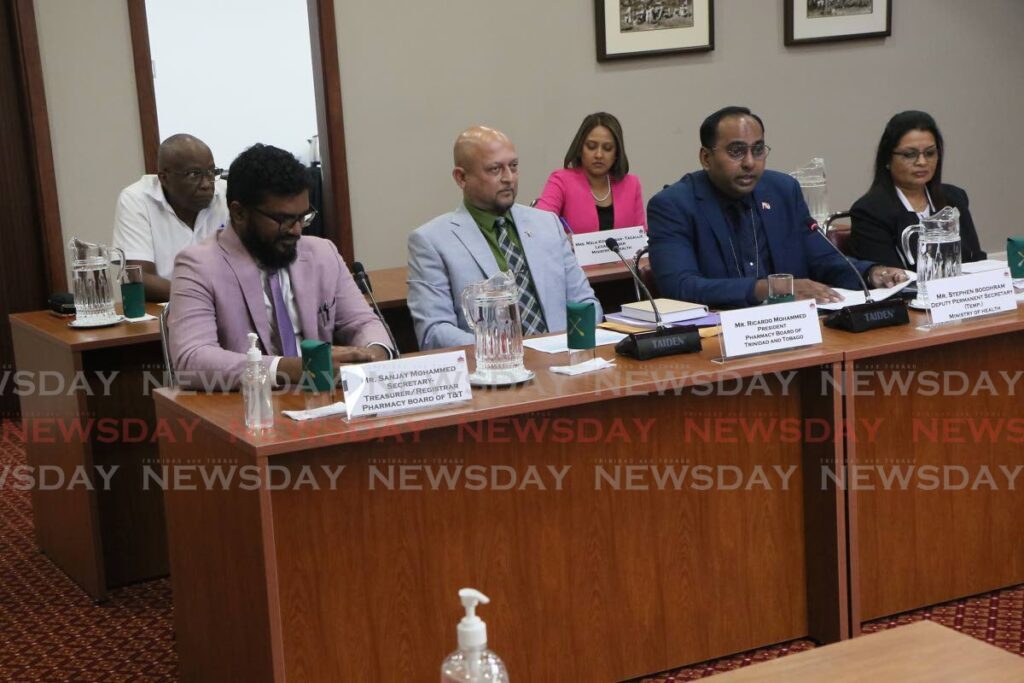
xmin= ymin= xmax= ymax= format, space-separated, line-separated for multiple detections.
xmin=823 ymin=299 xmax=909 ymax=333
xmin=615 ymin=325 xmax=702 ymax=361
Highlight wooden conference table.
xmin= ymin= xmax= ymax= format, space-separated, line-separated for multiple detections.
xmin=712 ymin=620 xmax=1024 ymax=682
xmin=155 ymin=334 xmax=847 ymax=681
xmin=152 ymin=305 xmax=1024 ymax=681
xmin=10 ymin=303 xmax=168 ymax=601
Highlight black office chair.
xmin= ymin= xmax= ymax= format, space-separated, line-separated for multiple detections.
xmin=632 ymin=246 xmax=659 ymax=301
xmin=824 ymin=211 xmax=853 ymax=255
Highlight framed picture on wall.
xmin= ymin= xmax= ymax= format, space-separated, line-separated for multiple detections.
xmin=785 ymin=0 xmax=892 ymax=45
xmin=595 ymin=0 xmax=714 ymax=61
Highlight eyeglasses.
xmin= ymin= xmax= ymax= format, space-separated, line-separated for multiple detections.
xmin=892 ymin=147 xmax=938 ymax=163
xmin=711 ymin=143 xmax=771 ymax=161
xmin=168 ymin=167 xmax=224 ymax=184
xmin=250 ymin=206 xmax=318 ymax=233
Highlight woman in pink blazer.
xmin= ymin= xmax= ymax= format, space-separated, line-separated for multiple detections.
xmin=535 ymin=112 xmax=647 ymax=233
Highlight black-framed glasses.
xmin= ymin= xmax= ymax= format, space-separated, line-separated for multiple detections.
xmin=710 ymin=143 xmax=771 ymax=161
xmin=168 ymin=167 xmax=223 ymax=184
xmin=892 ymin=147 xmax=938 ymax=163
xmin=250 ymin=206 xmax=318 ymax=233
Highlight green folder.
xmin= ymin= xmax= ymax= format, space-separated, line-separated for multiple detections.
xmin=1008 ymin=237 xmax=1024 ymax=279
xmin=566 ymin=302 xmax=596 ymax=350
xmin=300 ymin=339 xmax=333 ymax=392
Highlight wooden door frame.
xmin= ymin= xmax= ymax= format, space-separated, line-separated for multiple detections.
xmin=126 ymin=0 xmax=355 ymax=263
xmin=11 ymin=0 xmax=66 ymax=294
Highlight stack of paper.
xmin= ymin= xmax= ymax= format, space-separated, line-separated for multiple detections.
xmin=817 ymin=278 xmax=914 ymax=311
xmin=604 ymin=311 xmax=720 ymax=330
xmin=618 ymin=298 xmax=708 ymax=323
xmin=523 ymin=329 xmax=626 ymax=354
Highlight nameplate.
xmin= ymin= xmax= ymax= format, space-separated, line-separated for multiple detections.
xmin=340 ymin=351 xmax=472 ymax=420
xmin=719 ymin=300 xmax=822 ymax=359
xmin=927 ymin=269 xmax=1017 ymax=325
xmin=572 ymin=226 xmax=647 ymax=266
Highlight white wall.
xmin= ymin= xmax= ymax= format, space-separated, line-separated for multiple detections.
xmin=145 ymin=0 xmax=318 ymax=167
xmin=34 ymin=0 xmax=144 ymax=275
xmin=335 ymin=0 xmax=1024 ymax=268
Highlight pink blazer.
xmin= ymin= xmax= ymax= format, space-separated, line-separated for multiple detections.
xmin=168 ymin=225 xmax=390 ymax=390
xmin=535 ymin=168 xmax=647 ymax=234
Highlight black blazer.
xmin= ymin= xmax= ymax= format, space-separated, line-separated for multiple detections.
xmin=849 ymin=183 xmax=986 ymax=268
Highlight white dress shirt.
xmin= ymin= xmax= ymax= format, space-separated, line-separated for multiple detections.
xmin=112 ymin=175 xmax=228 ymax=278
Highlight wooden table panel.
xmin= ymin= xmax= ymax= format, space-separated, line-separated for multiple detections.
xmin=270 ymin=391 xmax=809 ymax=681
xmin=836 ymin=310 xmax=1024 ymax=627
xmin=83 ymin=344 xmax=168 ymax=586
xmin=159 ymin=425 xmax=276 ymax=683
xmin=155 ymin=344 xmax=846 ymax=681
xmin=823 ymin=307 xmax=1024 ymax=634
xmin=10 ymin=328 xmax=105 ymax=598
xmin=9 ymin=305 xmax=169 ymax=599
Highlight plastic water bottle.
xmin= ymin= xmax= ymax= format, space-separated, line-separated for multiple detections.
xmin=440 ymin=588 xmax=509 ymax=682
xmin=242 ymin=332 xmax=274 ymax=430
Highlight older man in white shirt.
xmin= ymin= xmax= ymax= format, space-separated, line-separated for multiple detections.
xmin=112 ymin=133 xmax=228 ymax=301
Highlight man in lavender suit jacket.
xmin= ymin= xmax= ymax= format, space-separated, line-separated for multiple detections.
xmin=168 ymin=144 xmax=392 ymax=390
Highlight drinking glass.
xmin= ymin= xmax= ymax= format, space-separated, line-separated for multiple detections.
xmin=120 ymin=265 xmax=146 ymax=318
xmin=767 ymin=274 xmax=795 ymax=304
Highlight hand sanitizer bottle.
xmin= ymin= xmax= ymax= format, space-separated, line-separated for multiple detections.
xmin=440 ymin=588 xmax=509 ymax=682
xmin=242 ymin=332 xmax=274 ymax=430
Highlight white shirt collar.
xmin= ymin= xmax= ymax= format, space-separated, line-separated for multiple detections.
xmin=895 ymin=185 xmax=934 ymax=217
xmin=141 ymin=173 xmax=224 ymax=214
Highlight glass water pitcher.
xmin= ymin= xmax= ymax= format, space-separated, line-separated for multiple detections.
xmin=900 ymin=206 xmax=961 ymax=304
xmin=790 ymin=157 xmax=829 ymax=228
xmin=460 ymin=271 xmax=526 ymax=380
xmin=67 ymin=237 xmax=126 ymax=324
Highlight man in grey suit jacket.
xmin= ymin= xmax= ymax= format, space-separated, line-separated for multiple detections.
xmin=408 ymin=126 xmax=601 ymax=350
xmin=169 ymin=144 xmax=392 ymax=390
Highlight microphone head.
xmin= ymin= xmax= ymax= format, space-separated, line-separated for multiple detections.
xmin=605 ymin=237 xmax=620 ymax=253
xmin=351 ymin=261 xmax=370 ymax=294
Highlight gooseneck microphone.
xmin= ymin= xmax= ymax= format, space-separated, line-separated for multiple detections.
xmin=606 ymin=238 xmax=664 ymax=328
xmin=806 ymin=219 xmax=909 ymax=333
xmin=352 ymin=262 xmax=401 ymax=358
xmin=631 ymin=245 xmax=650 ymax=303
xmin=605 ymin=238 xmax=701 ymax=360
xmin=806 ymin=218 xmax=873 ymax=301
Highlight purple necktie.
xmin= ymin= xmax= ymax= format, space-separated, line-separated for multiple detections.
xmin=267 ymin=270 xmax=298 ymax=356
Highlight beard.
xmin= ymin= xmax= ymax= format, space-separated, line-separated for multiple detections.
xmin=240 ymin=226 xmax=299 ymax=270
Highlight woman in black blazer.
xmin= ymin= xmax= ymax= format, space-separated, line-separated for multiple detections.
xmin=850 ymin=111 xmax=986 ymax=268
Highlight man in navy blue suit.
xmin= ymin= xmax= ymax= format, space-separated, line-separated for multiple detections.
xmin=648 ymin=106 xmax=906 ymax=309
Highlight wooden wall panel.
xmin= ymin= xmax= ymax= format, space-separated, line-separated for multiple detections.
xmin=1 ymin=0 xmax=60 ymax=418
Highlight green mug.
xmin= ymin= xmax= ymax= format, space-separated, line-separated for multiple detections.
xmin=120 ymin=265 xmax=145 ymax=318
